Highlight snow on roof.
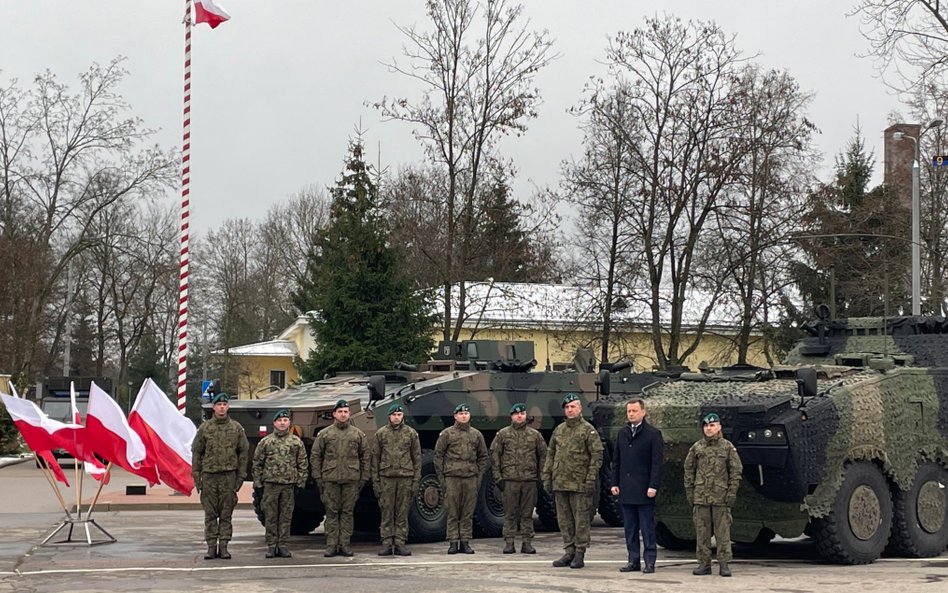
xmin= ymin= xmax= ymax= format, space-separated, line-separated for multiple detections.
xmin=211 ymin=340 xmax=297 ymax=357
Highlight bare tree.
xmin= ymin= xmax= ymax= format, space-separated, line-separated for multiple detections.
xmin=259 ymin=185 xmax=331 ymax=296
xmin=374 ymin=0 xmax=555 ymax=341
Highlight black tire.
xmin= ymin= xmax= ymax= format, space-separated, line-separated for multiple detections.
xmin=811 ymin=461 xmax=893 ymax=564
xmin=886 ymin=462 xmax=948 ymax=557
xmin=655 ymin=521 xmax=695 ymax=551
xmin=472 ymin=464 xmax=505 ymax=538
xmin=536 ymin=483 xmax=558 ymax=531
xmin=752 ymin=527 xmax=776 ymax=545
xmin=290 ymin=487 xmax=325 ymax=535
xmin=597 ymin=446 xmax=623 ymax=527
xmin=407 ymin=449 xmax=447 ymax=543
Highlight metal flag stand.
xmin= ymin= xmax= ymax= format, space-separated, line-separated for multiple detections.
xmin=36 ymin=458 xmax=116 ymax=546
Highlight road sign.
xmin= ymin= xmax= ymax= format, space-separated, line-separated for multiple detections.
xmin=201 ymin=380 xmax=212 ymax=402
xmin=933 ymin=155 xmax=948 ymax=167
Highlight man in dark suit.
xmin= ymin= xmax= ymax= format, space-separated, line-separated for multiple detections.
xmin=611 ymin=398 xmax=664 ymax=574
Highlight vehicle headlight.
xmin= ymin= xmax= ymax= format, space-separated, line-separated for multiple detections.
xmin=763 ymin=429 xmax=773 ymax=439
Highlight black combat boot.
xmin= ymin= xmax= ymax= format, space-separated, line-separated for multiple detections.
xmin=325 ymin=546 xmax=338 ymax=558
xmin=278 ymin=547 xmax=292 ymax=558
xmin=218 ymin=541 xmax=231 ymax=560
xmin=204 ymin=542 xmax=218 ymax=560
xmin=719 ymin=562 xmax=732 ymax=577
xmin=692 ymin=563 xmax=711 ymax=575
xmin=394 ymin=544 xmax=412 ymax=556
xmin=265 ymin=546 xmax=276 ymax=559
xmin=378 ymin=545 xmax=394 ymax=556
xmin=552 ymin=550 xmax=575 ymax=567
xmin=569 ymin=549 xmax=585 ymax=569
xmin=503 ymin=541 xmax=516 ymax=554
xmin=459 ymin=540 xmax=475 ymax=554
xmin=520 ymin=542 xmax=536 ymax=554
xmin=338 ymin=546 xmax=354 ymax=557
xmin=447 ymin=541 xmax=459 ymax=554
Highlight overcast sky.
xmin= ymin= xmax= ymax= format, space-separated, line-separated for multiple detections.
xmin=1 ymin=1 xmax=905 ymax=233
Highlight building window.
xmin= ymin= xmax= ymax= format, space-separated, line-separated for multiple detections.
xmin=270 ymin=370 xmax=286 ymax=389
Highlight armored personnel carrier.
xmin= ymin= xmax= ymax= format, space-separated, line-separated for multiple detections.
xmin=592 ymin=315 xmax=948 ymax=564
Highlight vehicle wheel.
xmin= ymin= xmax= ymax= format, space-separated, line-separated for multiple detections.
xmin=753 ymin=527 xmax=776 ymax=545
xmin=886 ymin=462 xmax=948 ymax=557
xmin=812 ymin=461 xmax=893 ymax=564
xmin=597 ymin=446 xmax=623 ymax=527
xmin=407 ymin=449 xmax=447 ymax=543
xmin=252 ymin=486 xmax=266 ymax=527
xmin=536 ymin=483 xmax=558 ymax=531
xmin=656 ymin=521 xmax=695 ymax=551
xmin=288 ymin=487 xmax=325 ymax=535
xmin=472 ymin=464 xmax=504 ymax=538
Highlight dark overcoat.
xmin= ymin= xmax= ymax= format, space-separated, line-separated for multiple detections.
xmin=611 ymin=420 xmax=664 ymax=505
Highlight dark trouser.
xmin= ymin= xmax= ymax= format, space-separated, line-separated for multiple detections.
xmin=262 ymin=482 xmax=295 ymax=548
xmin=444 ymin=476 xmax=478 ymax=541
xmin=378 ymin=476 xmax=414 ymax=545
xmin=621 ymin=503 xmax=657 ymax=564
xmin=502 ymin=480 xmax=537 ymax=543
xmin=554 ymin=490 xmax=591 ymax=552
xmin=694 ymin=505 xmax=733 ymax=564
xmin=320 ymin=481 xmax=361 ymax=548
xmin=201 ymin=471 xmax=237 ymax=544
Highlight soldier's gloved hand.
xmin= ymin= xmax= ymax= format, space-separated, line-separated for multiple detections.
xmin=253 ymin=482 xmax=263 ymax=491
xmin=686 ymin=494 xmax=694 ymax=506
xmin=725 ymin=495 xmax=737 ymax=508
xmin=195 ymin=480 xmax=202 ymax=494
xmin=294 ymin=484 xmax=303 ymax=495
xmin=585 ymin=479 xmax=597 ymax=495
xmin=235 ymin=475 xmax=244 ymax=492
xmin=542 ymin=481 xmax=553 ymax=494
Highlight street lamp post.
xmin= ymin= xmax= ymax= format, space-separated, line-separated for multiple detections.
xmin=894 ymin=119 xmax=943 ymax=315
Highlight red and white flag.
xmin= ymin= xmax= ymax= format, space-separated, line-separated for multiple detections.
xmin=0 ymin=392 xmax=83 ymax=458
xmin=194 ymin=0 xmax=230 ymax=29
xmin=2 ymin=385 xmax=71 ymax=486
xmin=85 ymin=382 xmax=158 ymax=485
xmin=129 ymin=379 xmax=197 ymax=495
xmin=70 ymin=382 xmax=109 ymax=484
xmin=36 ymin=450 xmax=70 ymax=486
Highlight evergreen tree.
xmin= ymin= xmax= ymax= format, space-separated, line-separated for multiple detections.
xmin=293 ymin=139 xmax=435 ymax=380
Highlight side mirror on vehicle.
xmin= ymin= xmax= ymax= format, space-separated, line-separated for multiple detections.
xmin=367 ymin=375 xmax=386 ymax=403
xmin=796 ymin=368 xmax=817 ymax=399
xmin=596 ymin=369 xmax=611 ymax=396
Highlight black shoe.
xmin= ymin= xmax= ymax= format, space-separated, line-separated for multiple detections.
xmin=338 ymin=546 xmax=354 ymax=557
xmin=643 ymin=563 xmax=655 ymax=574
xmin=569 ymin=549 xmax=585 ymax=569
xmin=204 ymin=543 xmax=218 ymax=560
xmin=459 ymin=540 xmax=475 ymax=554
xmin=552 ymin=551 xmax=574 ymax=567
xmin=325 ymin=547 xmax=338 ymax=558
xmin=693 ymin=563 xmax=711 ymax=575
xmin=447 ymin=541 xmax=459 ymax=555
xmin=503 ymin=542 xmax=516 ymax=554
xmin=719 ymin=562 xmax=732 ymax=577
xmin=521 ymin=542 xmax=536 ymax=554
xmin=619 ymin=561 xmax=641 ymax=572
xmin=218 ymin=542 xmax=231 ymax=560
xmin=266 ymin=546 xmax=276 ymax=559
xmin=394 ymin=544 xmax=412 ymax=556
xmin=278 ymin=547 xmax=292 ymax=558
xmin=378 ymin=546 xmax=394 ymax=556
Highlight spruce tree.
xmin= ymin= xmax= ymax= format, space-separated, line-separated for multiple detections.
xmin=293 ymin=139 xmax=435 ymax=380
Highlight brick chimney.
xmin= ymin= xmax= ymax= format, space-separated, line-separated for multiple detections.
xmin=884 ymin=123 xmax=920 ymax=210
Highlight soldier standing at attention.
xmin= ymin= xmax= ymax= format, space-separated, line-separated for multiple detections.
xmin=311 ymin=399 xmax=369 ymax=558
xmin=434 ymin=402 xmax=488 ymax=554
xmin=490 ymin=402 xmax=547 ymax=554
xmin=684 ymin=412 xmax=743 ymax=577
xmin=372 ymin=403 xmax=421 ymax=556
xmin=191 ymin=392 xmax=249 ymax=560
xmin=541 ymin=392 xmax=603 ymax=569
xmin=252 ymin=409 xmax=307 ymax=559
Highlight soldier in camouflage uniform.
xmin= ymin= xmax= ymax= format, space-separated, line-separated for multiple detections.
xmin=372 ymin=403 xmax=422 ymax=557
xmin=434 ymin=402 xmax=488 ymax=554
xmin=252 ymin=409 xmax=308 ymax=559
xmin=490 ymin=402 xmax=547 ymax=554
xmin=311 ymin=399 xmax=369 ymax=557
xmin=191 ymin=392 xmax=249 ymax=560
xmin=541 ymin=392 xmax=603 ymax=569
xmin=684 ymin=412 xmax=743 ymax=577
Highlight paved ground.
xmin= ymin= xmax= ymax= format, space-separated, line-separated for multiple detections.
xmin=0 ymin=463 xmax=945 ymax=592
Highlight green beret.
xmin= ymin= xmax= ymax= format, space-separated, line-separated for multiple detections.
xmin=273 ymin=409 xmax=290 ymax=421
xmin=702 ymin=412 xmax=721 ymax=425
xmin=453 ymin=403 xmax=470 ymax=413
xmin=387 ymin=404 xmax=404 ymax=415
xmin=211 ymin=393 xmax=229 ymax=404
xmin=561 ymin=392 xmax=580 ymax=407
xmin=509 ymin=403 xmax=526 ymax=414
xmin=332 ymin=399 xmax=349 ymax=412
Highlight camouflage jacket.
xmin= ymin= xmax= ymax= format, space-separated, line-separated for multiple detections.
xmin=683 ymin=435 xmax=743 ymax=506
xmin=541 ymin=417 xmax=603 ymax=492
xmin=434 ymin=422 xmax=488 ymax=479
xmin=191 ymin=416 xmax=249 ymax=479
xmin=372 ymin=422 xmax=422 ymax=482
xmin=490 ymin=421 xmax=547 ymax=482
xmin=310 ymin=421 xmax=369 ymax=483
xmin=252 ymin=429 xmax=307 ymax=488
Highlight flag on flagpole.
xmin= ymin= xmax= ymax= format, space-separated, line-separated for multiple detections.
xmin=194 ymin=0 xmax=231 ymax=28
xmin=70 ymin=382 xmax=109 ymax=484
xmin=129 ymin=379 xmax=197 ymax=495
xmin=85 ymin=382 xmax=158 ymax=485
xmin=0 ymin=392 xmax=84 ymax=458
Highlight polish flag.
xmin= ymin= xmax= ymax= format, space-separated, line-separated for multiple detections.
xmin=194 ymin=0 xmax=230 ymax=29
xmin=36 ymin=450 xmax=70 ymax=486
xmin=0 ymin=392 xmax=83 ymax=458
xmin=128 ymin=379 xmax=196 ymax=495
xmin=2 ymin=385 xmax=71 ymax=486
xmin=84 ymin=382 xmax=158 ymax=485
xmin=70 ymin=382 xmax=110 ymax=484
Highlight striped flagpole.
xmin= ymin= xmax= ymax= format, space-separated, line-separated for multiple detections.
xmin=177 ymin=0 xmax=193 ymax=413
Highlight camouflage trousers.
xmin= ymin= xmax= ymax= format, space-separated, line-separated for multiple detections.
xmin=554 ymin=490 xmax=591 ymax=552
xmin=320 ymin=481 xmax=361 ymax=548
xmin=443 ymin=476 xmax=478 ymax=541
xmin=200 ymin=471 xmax=238 ymax=544
xmin=693 ymin=505 xmax=733 ymax=564
xmin=501 ymin=480 xmax=537 ymax=543
xmin=262 ymin=482 xmax=295 ymax=548
xmin=377 ymin=477 xmax=414 ymax=545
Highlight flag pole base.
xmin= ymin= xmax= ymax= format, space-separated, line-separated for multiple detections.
xmin=39 ymin=517 xmax=116 ymax=546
